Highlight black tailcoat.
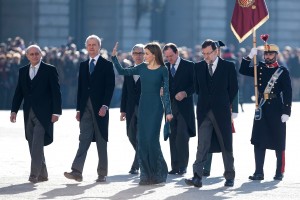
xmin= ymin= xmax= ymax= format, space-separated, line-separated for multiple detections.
xmin=11 ymin=61 xmax=62 ymax=146
xmin=76 ymin=56 xmax=115 ymax=142
xmin=194 ymin=57 xmax=238 ymax=152
xmin=120 ymin=66 xmax=141 ymax=129
xmin=166 ymin=58 xmax=196 ymax=137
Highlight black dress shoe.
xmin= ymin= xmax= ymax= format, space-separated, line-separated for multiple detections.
xmin=178 ymin=169 xmax=187 ymax=175
xmin=28 ymin=175 xmax=38 ymax=183
xmin=64 ymin=171 xmax=83 ymax=182
xmin=96 ymin=175 xmax=106 ymax=182
xmin=273 ymin=173 xmax=284 ymax=181
xmin=38 ymin=176 xmax=48 ymax=182
xmin=249 ymin=173 xmax=264 ymax=180
xmin=185 ymin=178 xmax=195 ymax=186
xmin=202 ymin=170 xmax=210 ymax=177
xmin=129 ymin=168 xmax=139 ymax=174
xmin=168 ymin=169 xmax=179 ymax=175
xmin=185 ymin=175 xmax=202 ymax=188
xmin=224 ymin=179 xmax=234 ymax=187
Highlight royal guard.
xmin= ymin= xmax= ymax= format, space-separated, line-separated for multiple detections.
xmin=239 ymin=34 xmax=292 ymax=181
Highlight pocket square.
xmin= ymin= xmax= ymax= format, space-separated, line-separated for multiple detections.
xmin=164 ymin=121 xmax=171 ymax=141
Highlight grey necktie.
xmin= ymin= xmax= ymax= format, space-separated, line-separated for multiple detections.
xmin=208 ymin=63 xmax=213 ymax=76
xmin=30 ymin=67 xmax=36 ymax=80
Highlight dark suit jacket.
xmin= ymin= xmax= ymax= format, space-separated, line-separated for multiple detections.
xmin=76 ymin=56 xmax=115 ymax=142
xmin=166 ymin=58 xmax=196 ymax=137
xmin=120 ymin=67 xmax=141 ymax=129
xmin=194 ymin=57 xmax=238 ymax=152
xmin=11 ymin=61 xmax=62 ymax=146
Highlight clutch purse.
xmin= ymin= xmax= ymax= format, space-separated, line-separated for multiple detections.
xmin=164 ymin=121 xmax=171 ymax=141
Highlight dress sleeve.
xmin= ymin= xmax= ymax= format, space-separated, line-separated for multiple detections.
xmin=111 ymin=56 xmax=140 ymax=75
xmin=162 ymin=66 xmax=172 ymax=115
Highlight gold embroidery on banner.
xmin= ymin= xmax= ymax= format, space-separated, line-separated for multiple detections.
xmin=238 ymin=0 xmax=255 ymax=8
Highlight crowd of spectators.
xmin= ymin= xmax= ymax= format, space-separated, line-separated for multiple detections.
xmin=1 ymin=36 xmax=300 ymax=110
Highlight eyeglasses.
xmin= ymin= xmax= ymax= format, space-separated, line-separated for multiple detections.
xmin=201 ymin=50 xmax=215 ymax=56
xmin=28 ymin=52 xmax=40 ymax=56
xmin=132 ymin=52 xmax=144 ymax=56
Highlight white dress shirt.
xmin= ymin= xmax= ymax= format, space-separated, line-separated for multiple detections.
xmin=29 ymin=61 xmax=41 ymax=80
xmin=133 ymin=64 xmax=140 ymax=82
xmin=209 ymin=57 xmax=219 ymax=74
xmin=172 ymin=57 xmax=181 ymax=71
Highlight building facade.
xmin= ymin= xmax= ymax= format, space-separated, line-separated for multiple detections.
xmin=1 ymin=0 xmax=300 ymax=51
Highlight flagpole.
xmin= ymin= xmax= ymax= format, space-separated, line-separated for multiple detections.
xmin=253 ymin=29 xmax=259 ymax=109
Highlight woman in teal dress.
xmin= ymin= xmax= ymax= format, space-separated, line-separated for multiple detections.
xmin=111 ymin=42 xmax=173 ymax=185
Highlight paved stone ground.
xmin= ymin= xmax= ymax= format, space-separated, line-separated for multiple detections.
xmin=0 ymin=103 xmax=299 ymax=200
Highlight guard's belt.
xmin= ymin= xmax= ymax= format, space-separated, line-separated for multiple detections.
xmin=259 ymin=93 xmax=277 ymax=99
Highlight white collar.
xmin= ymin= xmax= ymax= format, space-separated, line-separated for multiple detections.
xmin=30 ymin=60 xmax=42 ymax=69
xmin=90 ymin=54 xmax=100 ymax=63
xmin=171 ymin=57 xmax=181 ymax=70
xmin=211 ymin=57 xmax=219 ymax=67
xmin=207 ymin=57 xmax=219 ymax=73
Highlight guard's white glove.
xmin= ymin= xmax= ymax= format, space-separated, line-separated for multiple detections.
xmin=248 ymin=48 xmax=258 ymax=59
xmin=232 ymin=113 xmax=238 ymax=119
xmin=281 ymin=114 xmax=289 ymax=123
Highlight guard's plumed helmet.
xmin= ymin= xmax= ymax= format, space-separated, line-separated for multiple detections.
xmin=260 ymin=34 xmax=279 ymax=53
xmin=264 ymin=44 xmax=279 ymax=53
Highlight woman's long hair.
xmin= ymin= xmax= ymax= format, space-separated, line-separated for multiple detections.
xmin=144 ymin=42 xmax=164 ymax=66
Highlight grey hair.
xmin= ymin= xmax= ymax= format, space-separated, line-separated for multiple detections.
xmin=85 ymin=34 xmax=102 ymax=47
xmin=25 ymin=45 xmax=42 ymax=54
xmin=131 ymin=43 xmax=144 ymax=53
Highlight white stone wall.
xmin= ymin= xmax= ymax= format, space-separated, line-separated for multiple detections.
xmin=37 ymin=0 xmax=69 ymax=46
xmin=0 ymin=0 xmax=35 ymax=43
xmin=269 ymin=0 xmax=300 ymax=48
xmin=196 ymin=0 xmax=227 ymax=44
xmin=119 ymin=0 xmax=151 ymax=51
xmin=2 ymin=0 xmax=300 ymax=50
xmin=162 ymin=0 xmax=227 ymax=48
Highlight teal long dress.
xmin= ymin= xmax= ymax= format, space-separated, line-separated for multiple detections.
xmin=112 ymin=56 xmax=172 ymax=184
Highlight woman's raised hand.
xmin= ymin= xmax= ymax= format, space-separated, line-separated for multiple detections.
xmin=112 ymin=42 xmax=119 ymax=56
xmin=166 ymin=114 xmax=173 ymax=122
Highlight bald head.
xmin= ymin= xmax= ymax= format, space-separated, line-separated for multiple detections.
xmin=26 ymin=45 xmax=42 ymax=66
xmin=26 ymin=45 xmax=42 ymax=55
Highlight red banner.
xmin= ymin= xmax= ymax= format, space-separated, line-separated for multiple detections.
xmin=231 ymin=0 xmax=269 ymax=43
